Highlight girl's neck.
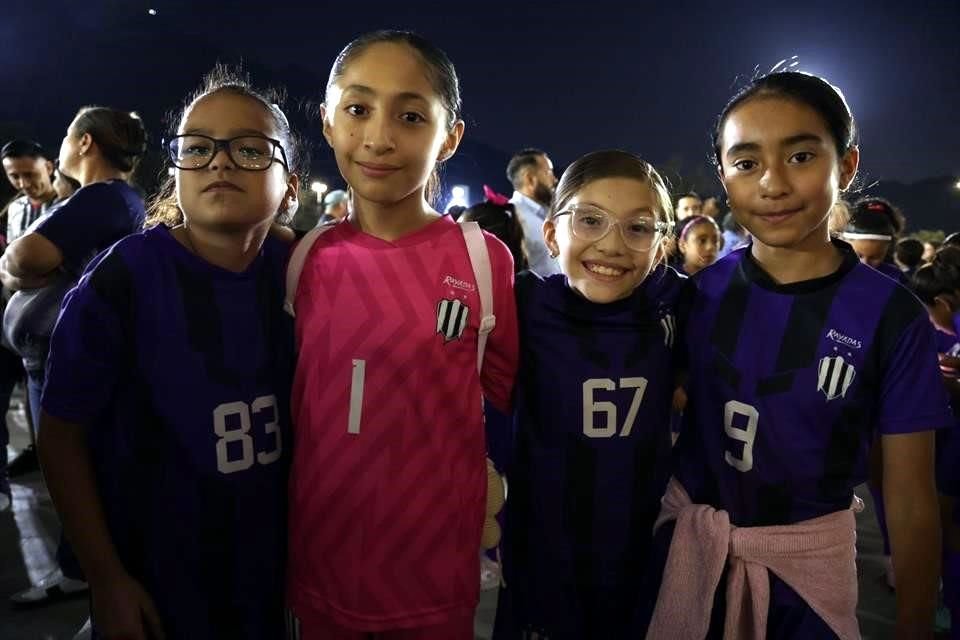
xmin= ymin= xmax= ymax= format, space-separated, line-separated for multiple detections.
xmin=683 ymin=260 xmax=703 ymax=276
xmin=77 ymin=161 xmax=127 ymax=187
xmin=175 ymin=220 xmax=271 ymax=273
xmin=750 ymin=224 xmax=843 ymax=285
xmin=350 ymin=190 xmax=439 ymax=242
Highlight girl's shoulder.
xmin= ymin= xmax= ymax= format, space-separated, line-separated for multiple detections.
xmin=644 ymin=263 xmax=689 ymax=308
xmin=77 ymin=226 xmax=184 ymax=297
xmin=514 ymin=269 xmax=553 ymax=301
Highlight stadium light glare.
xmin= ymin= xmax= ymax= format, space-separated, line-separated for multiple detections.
xmin=447 ymin=184 xmax=470 ymax=211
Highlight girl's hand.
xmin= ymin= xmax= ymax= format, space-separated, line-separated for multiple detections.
xmin=91 ymin=571 xmax=165 ymax=640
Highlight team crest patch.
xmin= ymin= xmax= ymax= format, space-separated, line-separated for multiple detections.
xmin=817 ymin=354 xmax=856 ymax=401
xmin=436 ymin=298 xmax=469 ymax=342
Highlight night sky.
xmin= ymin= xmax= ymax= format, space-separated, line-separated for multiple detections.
xmin=2 ymin=0 xmax=958 ymax=192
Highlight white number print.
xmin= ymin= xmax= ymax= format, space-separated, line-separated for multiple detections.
xmin=213 ymin=395 xmax=282 ymax=475
xmin=348 ymin=359 xmax=365 ymax=435
xmin=582 ymin=377 xmax=649 ymax=438
xmin=724 ymin=400 xmax=758 ymax=472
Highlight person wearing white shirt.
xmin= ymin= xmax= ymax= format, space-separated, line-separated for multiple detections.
xmin=507 ymin=148 xmax=559 ymax=276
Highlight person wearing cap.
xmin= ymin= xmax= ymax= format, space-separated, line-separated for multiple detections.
xmin=1 ymin=140 xmax=57 ymax=247
xmin=841 ymin=196 xmax=906 ymax=282
xmin=319 ymin=188 xmax=349 ymax=224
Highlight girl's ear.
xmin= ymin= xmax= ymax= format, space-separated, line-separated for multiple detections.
xmin=838 ymin=146 xmax=859 ymax=191
xmin=437 ymin=120 xmax=465 ymax=163
xmin=320 ymin=104 xmax=334 ymax=148
xmin=284 ymin=174 xmax=300 ymax=215
xmin=542 ymin=217 xmax=559 ymax=258
xmin=78 ymin=132 xmax=94 ymax=157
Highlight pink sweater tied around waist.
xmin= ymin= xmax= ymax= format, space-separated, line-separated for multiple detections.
xmin=645 ymin=477 xmax=862 ymax=640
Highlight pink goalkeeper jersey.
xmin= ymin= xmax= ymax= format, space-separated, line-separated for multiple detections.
xmin=288 ymin=215 xmax=518 ymax=631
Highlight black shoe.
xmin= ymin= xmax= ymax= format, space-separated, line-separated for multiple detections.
xmin=7 ymin=445 xmax=39 ymax=477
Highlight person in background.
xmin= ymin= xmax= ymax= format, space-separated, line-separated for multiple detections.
xmin=2 ymin=106 xmax=148 ymax=610
xmin=1 ymin=140 xmax=57 ymax=247
xmin=665 ymin=192 xmax=704 ymax=267
xmin=460 ymin=185 xmax=528 ymax=273
xmin=701 ymin=195 xmax=721 ymax=219
xmin=319 ymin=188 xmax=348 ymax=224
xmin=717 ymin=211 xmax=747 ymax=259
xmin=841 ymin=196 xmax=905 ymax=282
xmin=0 ymin=140 xmax=58 ymax=479
xmin=944 ymin=232 xmax=960 ymax=250
xmin=676 ymin=215 xmax=721 ymax=276
xmin=674 ymin=191 xmax=703 ymax=222
xmin=507 ymin=148 xmax=559 ymax=276
xmin=895 ymin=238 xmax=925 ymax=279
xmin=924 ymin=240 xmax=940 ymax=263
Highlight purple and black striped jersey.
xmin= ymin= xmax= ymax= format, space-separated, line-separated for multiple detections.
xmin=42 ymin=225 xmax=294 ymax=640
xmin=675 ymin=240 xmax=951 ymax=527
xmin=653 ymin=241 xmax=953 ymax=638
xmin=495 ymin=267 xmax=686 ymax=639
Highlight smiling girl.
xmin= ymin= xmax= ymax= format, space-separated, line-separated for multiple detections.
xmin=648 ymin=71 xmax=951 ymax=639
xmin=285 ymin=31 xmax=518 ymax=639
xmin=492 ymin=150 xmax=683 ymax=639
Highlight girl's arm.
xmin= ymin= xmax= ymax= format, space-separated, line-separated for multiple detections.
xmin=881 ymin=429 xmax=940 ymax=637
xmin=39 ymin=411 xmax=165 ymax=640
xmin=0 ymin=253 xmax=53 ymax=290
xmin=3 ymin=232 xmax=63 ymax=277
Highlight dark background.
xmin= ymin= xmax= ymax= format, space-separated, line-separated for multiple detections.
xmin=2 ymin=0 xmax=958 ymax=230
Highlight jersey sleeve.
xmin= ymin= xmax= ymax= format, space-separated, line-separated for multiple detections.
xmin=33 ymin=184 xmax=131 ymax=272
xmin=480 ymin=233 xmax=518 ymax=415
xmin=41 ymin=248 xmax=132 ymax=425
xmin=878 ymin=313 xmax=953 ymax=435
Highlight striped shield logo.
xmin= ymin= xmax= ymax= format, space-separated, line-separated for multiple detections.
xmin=436 ymin=298 xmax=469 ymax=342
xmin=817 ymin=354 xmax=856 ymax=401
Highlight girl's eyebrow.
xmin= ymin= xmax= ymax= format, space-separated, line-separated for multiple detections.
xmin=577 ymin=201 xmax=655 ymax=216
xmin=182 ymin=127 xmax=268 ymax=137
xmin=725 ymin=133 xmax=824 ymax=159
xmin=342 ymin=84 xmax=431 ymax=105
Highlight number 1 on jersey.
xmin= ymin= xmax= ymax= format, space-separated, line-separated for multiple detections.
xmin=348 ymin=359 xmax=365 ymax=435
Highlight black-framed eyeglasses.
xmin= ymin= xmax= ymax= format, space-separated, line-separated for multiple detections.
xmin=554 ymin=204 xmax=673 ymax=252
xmin=164 ymin=134 xmax=289 ymax=171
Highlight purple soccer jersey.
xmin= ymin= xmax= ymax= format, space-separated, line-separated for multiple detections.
xmin=42 ymin=226 xmax=294 ymax=640
xmin=675 ymin=241 xmax=951 ymax=525
xmin=872 ymin=260 xmax=907 ymax=285
xmin=494 ymin=267 xmax=686 ymax=640
xmin=667 ymin=241 xmax=952 ymax=637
